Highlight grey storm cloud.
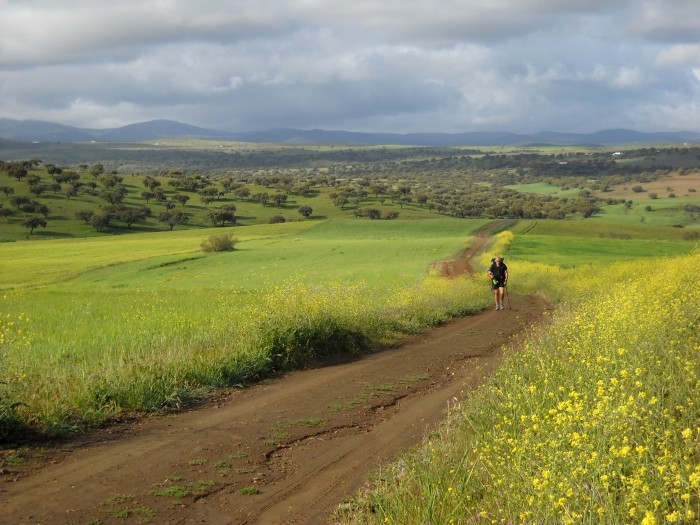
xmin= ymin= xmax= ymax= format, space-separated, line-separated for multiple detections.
xmin=1 ymin=0 xmax=698 ymax=133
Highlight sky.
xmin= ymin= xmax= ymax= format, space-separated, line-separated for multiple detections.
xmin=1 ymin=0 xmax=699 ymax=134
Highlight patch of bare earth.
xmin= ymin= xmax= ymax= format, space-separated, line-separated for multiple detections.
xmin=1 ymin=230 xmax=549 ymax=525
xmin=601 ymin=171 xmax=700 ymax=200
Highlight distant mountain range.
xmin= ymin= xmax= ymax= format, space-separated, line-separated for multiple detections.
xmin=1 ymin=118 xmax=699 ymax=146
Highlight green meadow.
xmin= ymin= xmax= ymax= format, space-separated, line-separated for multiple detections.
xmin=507 ymin=219 xmax=696 ymax=267
xmin=505 ymin=182 xmax=582 ymax=198
xmin=1 ymin=218 xmax=493 ymax=436
xmin=2 ymin=219 xmax=488 ymax=292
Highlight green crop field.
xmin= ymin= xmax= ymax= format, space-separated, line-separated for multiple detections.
xmin=1 ymin=218 xmax=494 ymax=437
xmin=506 ymin=219 xmax=697 ymax=266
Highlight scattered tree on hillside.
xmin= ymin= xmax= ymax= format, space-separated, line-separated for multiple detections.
xmin=22 ymin=216 xmax=47 ymax=234
xmin=90 ymin=213 xmax=111 ymax=232
xmin=158 ymin=210 xmax=189 ymax=231
xmin=44 ymin=164 xmax=62 ymax=176
xmin=63 ymin=186 xmax=78 ymax=199
xmin=272 ymin=194 xmax=287 ymax=207
xmin=7 ymin=163 xmax=27 ymax=181
xmin=366 ymin=208 xmax=382 ymax=220
xmin=252 ymin=192 xmax=270 ymax=206
xmin=110 ymin=206 xmax=149 ymax=228
xmin=89 ymin=164 xmax=104 ymax=178
xmin=99 ymin=174 xmax=123 ymax=188
xmin=10 ymin=196 xmax=31 ymax=209
xmin=143 ymin=175 xmax=161 ymax=190
xmin=34 ymin=204 xmax=50 ymax=218
xmin=75 ymin=209 xmax=95 ymax=224
xmin=298 ymin=205 xmax=313 ymax=218
xmin=25 ymin=174 xmax=42 ymax=186
xmin=29 ymin=184 xmax=45 ymax=198
xmin=100 ymin=186 xmax=128 ymax=205
xmin=234 ymin=187 xmax=251 ymax=201
xmin=171 ymin=194 xmax=190 ymax=207
xmin=204 ymin=207 xmax=236 ymax=226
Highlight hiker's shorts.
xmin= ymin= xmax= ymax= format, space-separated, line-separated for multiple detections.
xmin=492 ymin=280 xmax=505 ymax=290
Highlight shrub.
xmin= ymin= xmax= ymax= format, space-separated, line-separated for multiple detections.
xmin=269 ymin=215 xmax=286 ymax=224
xmin=201 ymin=233 xmax=237 ymax=252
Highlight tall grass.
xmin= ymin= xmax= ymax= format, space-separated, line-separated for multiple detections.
xmin=0 ymin=274 xmax=490 ymax=438
xmin=336 ymin=253 xmax=700 ymax=524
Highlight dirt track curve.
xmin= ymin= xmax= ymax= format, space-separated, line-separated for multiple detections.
xmin=1 ymin=231 xmax=548 ymax=525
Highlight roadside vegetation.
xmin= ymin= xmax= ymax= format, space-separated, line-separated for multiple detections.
xmin=336 ymin=252 xmax=700 ymax=525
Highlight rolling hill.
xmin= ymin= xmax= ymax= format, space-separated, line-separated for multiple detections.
xmin=1 ymin=118 xmax=699 ymax=146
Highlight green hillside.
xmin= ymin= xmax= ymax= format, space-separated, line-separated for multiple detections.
xmin=2 ymin=143 xmax=698 ymax=242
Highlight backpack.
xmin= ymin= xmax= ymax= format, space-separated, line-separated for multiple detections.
xmin=489 ymin=258 xmax=507 ymax=280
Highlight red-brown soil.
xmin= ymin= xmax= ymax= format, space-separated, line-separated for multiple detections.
xmin=1 ymin=230 xmax=548 ymax=525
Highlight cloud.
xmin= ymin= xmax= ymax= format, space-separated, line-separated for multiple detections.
xmin=1 ymin=0 xmax=698 ymax=133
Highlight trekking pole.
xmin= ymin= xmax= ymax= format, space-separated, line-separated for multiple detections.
xmin=506 ymin=285 xmax=511 ymax=310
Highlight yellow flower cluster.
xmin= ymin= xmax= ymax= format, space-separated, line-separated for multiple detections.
xmin=477 ymin=231 xmax=514 ymax=270
xmin=465 ymin=254 xmax=700 ymax=523
xmin=0 ymin=311 xmax=30 ymax=351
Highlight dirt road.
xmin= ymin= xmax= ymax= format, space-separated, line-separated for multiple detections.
xmin=1 ymin=294 xmax=547 ymax=525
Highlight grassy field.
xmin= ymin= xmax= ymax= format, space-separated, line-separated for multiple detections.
xmin=505 ymin=219 xmax=697 ymax=267
xmin=1 ymin=219 xmax=487 ymax=291
xmin=0 ymin=218 xmax=492 ymax=437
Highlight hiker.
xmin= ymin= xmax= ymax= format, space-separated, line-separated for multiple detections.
xmin=488 ymin=256 xmax=508 ymax=310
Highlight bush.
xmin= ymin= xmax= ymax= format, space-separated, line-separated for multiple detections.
xmin=269 ymin=215 xmax=286 ymax=224
xmin=201 ymin=233 xmax=237 ymax=252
